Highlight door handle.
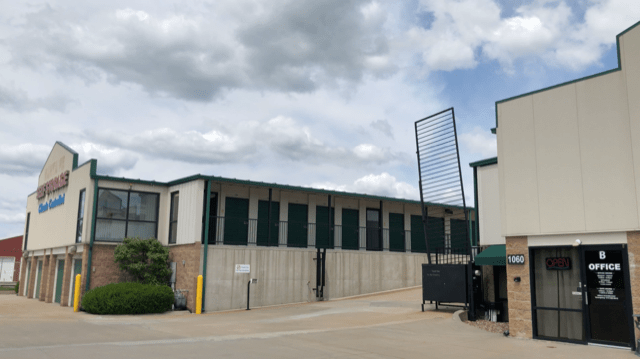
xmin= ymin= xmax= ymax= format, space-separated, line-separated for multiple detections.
xmin=585 ymin=294 xmax=588 ymax=306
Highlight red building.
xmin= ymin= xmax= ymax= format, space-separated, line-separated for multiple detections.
xmin=0 ymin=236 xmax=23 ymax=282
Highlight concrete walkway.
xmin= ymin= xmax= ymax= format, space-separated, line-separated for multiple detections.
xmin=0 ymin=288 xmax=633 ymax=358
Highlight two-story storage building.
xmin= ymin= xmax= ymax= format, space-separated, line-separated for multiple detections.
xmin=19 ymin=142 xmax=474 ymax=312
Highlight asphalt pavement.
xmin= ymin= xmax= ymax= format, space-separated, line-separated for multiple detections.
xmin=0 ymin=287 xmax=633 ymax=358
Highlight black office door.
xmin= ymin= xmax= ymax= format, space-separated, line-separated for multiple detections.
xmin=583 ymin=246 xmax=633 ymax=347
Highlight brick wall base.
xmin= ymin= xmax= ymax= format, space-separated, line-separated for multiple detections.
xmin=90 ymin=244 xmax=128 ymax=289
xmin=506 ymin=236 xmax=532 ymax=339
xmin=169 ymin=243 xmax=201 ymax=312
xmin=627 ymin=231 xmax=640 ymax=342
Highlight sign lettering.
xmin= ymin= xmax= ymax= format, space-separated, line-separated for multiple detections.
xmin=37 ymin=171 xmax=69 ymax=199
xmin=545 ymin=257 xmax=571 ymax=270
xmin=507 ymin=254 xmax=525 ymax=265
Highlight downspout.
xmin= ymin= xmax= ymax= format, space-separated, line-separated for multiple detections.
xmin=86 ymin=161 xmax=98 ymax=292
xmin=473 ymin=166 xmax=479 ymax=247
xmin=201 ymin=180 xmax=212 ymax=312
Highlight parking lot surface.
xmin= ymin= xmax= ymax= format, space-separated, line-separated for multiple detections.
xmin=0 ymin=287 xmax=632 ymax=358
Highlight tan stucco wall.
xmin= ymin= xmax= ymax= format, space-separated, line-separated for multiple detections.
xmin=497 ymin=24 xmax=640 ymax=237
xmin=167 ymin=180 xmax=205 ymax=245
xmin=25 ymin=144 xmax=93 ymax=251
xmin=477 ymin=164 xmax=504 ymax=245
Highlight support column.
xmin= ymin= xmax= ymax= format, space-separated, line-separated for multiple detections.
xmin=27 ymin=255 xmax=37 ymax=298
xmin=505 ymin=236 xmax=532 ymax=339
xmin=626 ymin=231 xmax=640 ymax=342
xmin=60 ymin=248 xmax=73 ymax=306
xmin=44 ymin=252 xmax=56 ymax=303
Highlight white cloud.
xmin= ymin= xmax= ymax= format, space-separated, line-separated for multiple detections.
xmin=0 ymin=143 xmax=50 ymax=176
xmin=0 ymin=212 xmax=25 ymax=224
xmin=459 ymin=127 xmax=497 ymax=157
xmin=311 ymin=172 xmax=418 ymax=199
xmin=409 ymin=0 xmax=640 ymax=72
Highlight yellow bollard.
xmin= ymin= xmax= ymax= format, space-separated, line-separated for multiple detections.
xmin=196 ymin=275 xmax=203 ymax=314
xmin=73 ymin=274 xmax=81 ymax=312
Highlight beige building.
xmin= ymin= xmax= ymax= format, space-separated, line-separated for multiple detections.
xmin=489 ymin=20 xmax=640 ymax=349
xmin=19 ymin=142 xmax=473 ymax=312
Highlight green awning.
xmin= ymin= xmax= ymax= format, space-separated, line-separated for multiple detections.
xmin=474 ymin=245 xmax=506 ymax=266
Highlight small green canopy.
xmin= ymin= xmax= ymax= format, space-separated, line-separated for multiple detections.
xmin=474 ymin=245 xmax=506 ymax=266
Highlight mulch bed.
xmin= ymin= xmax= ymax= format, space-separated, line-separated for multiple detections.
xmin=464 ymin=319 xmax=509 ymax=334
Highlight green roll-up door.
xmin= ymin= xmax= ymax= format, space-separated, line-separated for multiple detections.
xmin=342 ymin=209 xmax=359 ymax=250
xmin=288 ymin=203 xmax=308 ymax=247
xmin=389 ymin=213 xmax=404 ymax=252
xmin=450 ymin=219 xmax=469 ymax=254
xmin=54 ymin=260 xmax=65 ymax=303
xmin=257 ymin=201 xmax=279 ymax=246
xmin=315 ymin=206 xmax=334 ymax=249
xmin=224 ymin=197 xmax=249 ymax=245
xmin=35 ymin=261 xmax=43 ymax=298
xmin=411 ymin=215 xmax=444 ymax=253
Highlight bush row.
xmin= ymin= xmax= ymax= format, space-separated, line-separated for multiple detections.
xmin=82 ymin=282 xmax=174 ymax=315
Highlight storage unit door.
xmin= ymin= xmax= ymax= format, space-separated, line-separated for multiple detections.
xmin=224 ymin=197 xmax=249 ymax=245
xmin=342 ymin=209 xmax=359 ymax=250
xmin=257 ymin=201 xmax=279 ymax=246
xmin=450 ymin=218 xmax=469 ymax=254
xmin=411 ymin=215 xmax=444 ymax=253
xmin=288 ymin=203 xmax=308 ymax=248
xmin=54 ymin=260 xmax=65 ymax=303
xmin=388 ymin=213 xmax=405 ymax=252
xmin=0 ymin=257 xmax=14 ymax=282
xmin=315 ymin=206 xmax=334 ymax=249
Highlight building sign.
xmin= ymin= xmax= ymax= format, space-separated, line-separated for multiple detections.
xmin=507 ymin=254 xmax=525 ymax=265
xmin=586 ymin=250 xmax=623 ymax=301
xmin=235 ymin=264 xmax=250 ymax=273
xmin=37 ymin=171 xmax=69 ymax=200
xmin=38 ymin=194 xmax=65 ymax=214
xmin=545 ymin=257 xmax=571 ymax=270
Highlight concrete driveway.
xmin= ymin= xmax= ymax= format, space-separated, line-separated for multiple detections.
xmin=0 ymin=288 xmax=632 ymax=358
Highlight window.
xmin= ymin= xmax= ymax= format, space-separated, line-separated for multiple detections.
xmin=94 ymin=188 xmax=159 ymax=242
xmin=24 ymin=213 xmax=30 ymax=250
xmin=76 ymin=189 xmax=86 ymax=243
xmin=169 ymin=192 xmax=179 ymax=244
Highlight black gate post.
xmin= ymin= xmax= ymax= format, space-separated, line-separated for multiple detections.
xmin=467 ymin=263 xmax=476 ymax=321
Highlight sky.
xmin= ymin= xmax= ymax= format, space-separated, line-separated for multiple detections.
xmin=1 ymin=0 xmax=639 ymax=238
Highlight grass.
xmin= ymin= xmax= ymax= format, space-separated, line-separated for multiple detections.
xmin=0 ymin=287 xmax=15 ymax=291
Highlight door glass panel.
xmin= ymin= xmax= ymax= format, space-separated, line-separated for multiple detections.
xmin=536 ymin=309 xmax=584 ymax=341
xmin=532 ymin=247 xmax=584 ymax=341
xmin=534 ymin=247 xmax=582 ymax=310
xmin=584 ymin=249 xmax=630 ymax=345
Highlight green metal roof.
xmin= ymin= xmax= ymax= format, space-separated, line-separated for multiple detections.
xmin=469 ymin=157 xmax=497 ymax=168
xmin=92 ymin=173 xmax=469 ymax=210
xmin=474 ymin=245 xmax=506 ymax=266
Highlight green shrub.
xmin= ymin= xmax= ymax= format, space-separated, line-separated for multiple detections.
xmin=82 ymin=282 xmax=174 ymax=315
xmin=14 ymin=281 xmax=19 ymax=293
xmin=114 ymin=237 xmax=172 ymax=285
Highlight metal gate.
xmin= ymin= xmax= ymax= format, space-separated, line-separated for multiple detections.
xmin=415 ymin=108 xmax=482 ymax=320
xmin=314 ymin=248 xmax=326 ymax=299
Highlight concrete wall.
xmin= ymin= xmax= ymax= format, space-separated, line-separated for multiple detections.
xmin=203 ymin=245 xmax=431 ymax=312
xmin=497 ymin=24 xmax=640 ymax=237
xmin=477 ymin=164 xmax=504 ymax=246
